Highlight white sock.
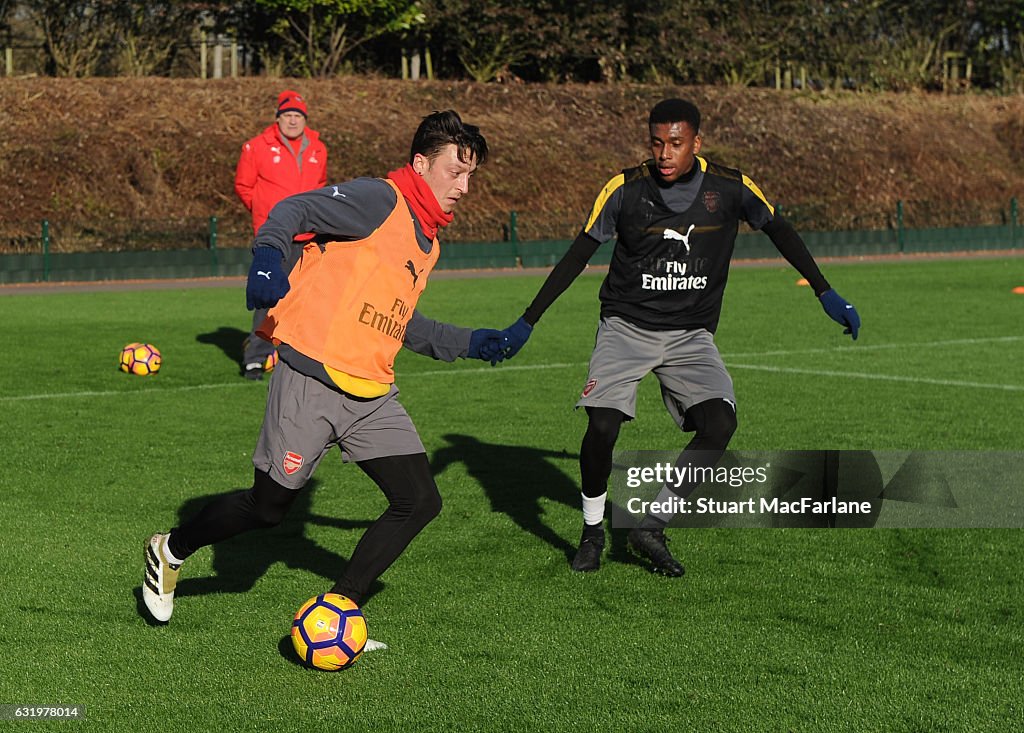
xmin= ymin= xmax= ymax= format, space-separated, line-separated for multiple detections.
xmin=581 ymin=492 xmax=607 ymax=526
xmin=160 ymin=536 xmax=184 ymax=566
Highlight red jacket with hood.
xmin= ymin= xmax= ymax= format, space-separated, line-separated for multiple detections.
xmin=234 ymin=124 xmax=328 ymax=235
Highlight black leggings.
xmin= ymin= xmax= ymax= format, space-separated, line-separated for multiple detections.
xmin=168 ymin=453 xmax=441 ymax=606
xmin=580 ymin=399 xmax=737 ymax=498
xmin=580 ymin=407 xmax=624 ymax=499
xmin=330 ymin=454 xmax=441 ymax=604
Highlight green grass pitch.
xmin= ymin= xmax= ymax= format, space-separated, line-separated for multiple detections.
xmin=0 ymin=256 xmax=1021 ymax=731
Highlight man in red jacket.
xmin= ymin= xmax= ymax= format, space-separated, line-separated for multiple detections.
xmin=235 ymin=90 xmax=328 ymax=379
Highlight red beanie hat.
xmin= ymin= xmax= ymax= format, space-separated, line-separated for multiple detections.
xmin=276 ymin=90 xmax=308 ymax=118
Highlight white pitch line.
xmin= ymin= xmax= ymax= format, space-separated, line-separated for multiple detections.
xmin=724 ymin=335 xmax=1024 ymax=359
xmin=0 ymin=381 xmax=254 ymax=403
xmin=2 ymin=335 xmax=1021 ymax=403
xmin=410 ymin=335 xmax=1024 ymax=379
xmin=0 ymin=363 xmax=585 ymax=403
xmin=726 ymin=363 xmax=1024 ymax=391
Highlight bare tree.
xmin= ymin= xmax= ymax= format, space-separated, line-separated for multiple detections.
xmin=255 ymin=0 xmax=424 ymax=78
xmin=110 ymin=1 xmax=204 ymax=76
xmin=23 ymin=0 xmax=113 ymax=76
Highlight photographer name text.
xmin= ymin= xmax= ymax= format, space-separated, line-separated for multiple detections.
xmin=627 ymin=496 xmax=873 ymax=516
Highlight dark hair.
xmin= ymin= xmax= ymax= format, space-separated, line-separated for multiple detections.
xmin=649 ymin=98 xmax=701 ymax=133
xmin=409 ymin=110 xmax=488 ymax=166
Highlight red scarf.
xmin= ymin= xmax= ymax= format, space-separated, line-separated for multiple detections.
xmin=387 ymin=164 xmax=453 ymax=240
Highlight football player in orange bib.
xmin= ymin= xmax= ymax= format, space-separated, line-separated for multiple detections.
xmin=144 ymin=111 xmax=504 ymax=649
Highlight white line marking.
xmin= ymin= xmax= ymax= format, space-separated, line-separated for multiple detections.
xmin=0 ymin=363 xmax=585 ymax=403
xmin=724 ymin=335 xmax=1024 ymax=359
xmin=0 ymin=382 xmax=254 ymax=403
xmin=2 ymin=336 xmax=1020 ymax=402
xmin=726 ymin=363 xmax=1024 ymax=391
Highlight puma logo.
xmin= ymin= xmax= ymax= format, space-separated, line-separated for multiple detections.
xmin=405 ymin=260 xmax=419 ymax=286
xmin=257 ymin=271 xmax=271 ymax=280
xmin=331 ymin=185 xmax=346 ymax=198
xmin=663 ymin=223 xmax=696 ymax=254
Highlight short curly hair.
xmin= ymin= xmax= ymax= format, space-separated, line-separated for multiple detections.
xmin=410 ymin=110 xmax=489 ymax=167
xmin=649 ymin=99 xmax=701 ymax=133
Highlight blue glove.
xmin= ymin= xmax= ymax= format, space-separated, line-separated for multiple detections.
xmin=501 ymin=317 xmax=533 ymax=358
xmin=468 ymin=329 xmax=507 ymax=366
xmin=246 ymin=247 xmax=290 ymax=310
xmin=819 ymin=289 xmax=860 ymax=340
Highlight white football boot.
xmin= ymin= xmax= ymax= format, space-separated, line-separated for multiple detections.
xmin=143 ymin=533 xmax=181 ymax=622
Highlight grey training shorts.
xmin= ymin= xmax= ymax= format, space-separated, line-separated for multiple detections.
xmin=576 ymin=316 xmax=736 ymax=428
xmin=252 ymin=360 xmax=425 ymax=489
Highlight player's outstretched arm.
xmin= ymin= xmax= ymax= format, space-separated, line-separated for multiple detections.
xmin=404 ymin=311 xmax=507 ymax=366
xmin=819 ymin=289 xmax=861 ymax=340
xmin=246 ymin=246 xmax=290 ymax=310
xmin=498 ymin=230 xmax=602 ymax=359
xmin=762 ymin=217 xmax=860 ymax=340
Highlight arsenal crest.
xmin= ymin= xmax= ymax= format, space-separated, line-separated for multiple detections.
xmin=283 ymin=451 xmax=304 ymax=475
xmin=702 ymin=191 xmax=721 ymax=213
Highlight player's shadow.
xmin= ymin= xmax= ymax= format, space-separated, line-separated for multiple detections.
xmin=171 ymin=479 xmax=375 ymax=599
xmin=431 ymin=433 xmax=583 ymax=560
xmin=195 ymin=326 xmax=247 ymax=369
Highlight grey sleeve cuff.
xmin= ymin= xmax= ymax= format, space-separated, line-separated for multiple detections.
xmin=403 ymin=310 xmax=472 ymax=362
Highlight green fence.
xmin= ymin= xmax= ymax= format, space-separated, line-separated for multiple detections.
xmin=0 ymin=247 xmax=255 ymax=285
xmin=1 ymin=211 xmax=1020 ymax=285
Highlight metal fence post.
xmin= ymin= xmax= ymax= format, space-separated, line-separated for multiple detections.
xmin=208 ymin=216 xmax=218 ymax=275
xmin=509 ymin=210 xmax=520 ymax=267
xmin=41 ymin=219 xmax=50 ymax=282
xmin=1011 ymin=198 xmax=1018 ymax=250
xmin=897 ymin=200 xmax=904 ymax=253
